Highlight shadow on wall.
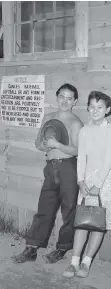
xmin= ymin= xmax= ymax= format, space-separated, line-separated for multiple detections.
xmin=74 ymin=108 xmax=89 ymax=124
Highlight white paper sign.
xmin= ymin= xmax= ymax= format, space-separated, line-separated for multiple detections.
xmin=1 ymin=75 xmax=45 ymax=128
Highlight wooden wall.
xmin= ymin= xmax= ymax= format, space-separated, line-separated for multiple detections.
xmin=0 ymin=60 xmax=89 ymax=232
xmin=0 ymin=1 xmax=111 ymax=241
xmin=89 ymin=1 xmax=111 ymax=70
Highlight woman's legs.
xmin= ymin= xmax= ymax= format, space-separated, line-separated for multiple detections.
xmin=72 ymin=229 xmax=88 ymax=257
xmin=76 ymin=231 xmax=104 ymax=278
xmin=63 ymin=229 xmax=88 ymax=277
xmin=63 ymin=230 xmax=104 ymax=278
xmin=85 ymin=231 xmax=104 ymax=258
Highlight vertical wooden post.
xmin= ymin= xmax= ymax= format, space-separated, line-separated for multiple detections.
xmin=2 ymin=1 xmax=14 ymax=61
xmin=75 ymin=1 xmax=88 ymax=57
xmin=15 ymin=2 xmax=21 ymax=54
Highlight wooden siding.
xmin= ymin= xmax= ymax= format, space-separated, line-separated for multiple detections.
xmin=89 ymin=1 xmax=111 ymax=71
xmin=0 ymin=2 xmax=111 ymax=255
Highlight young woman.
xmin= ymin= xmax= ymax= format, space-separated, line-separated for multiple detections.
xmin=63 ymin=91 xmax=111 ymax=278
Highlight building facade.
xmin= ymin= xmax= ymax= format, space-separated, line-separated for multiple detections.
xmin=0 ymin=1 xmax=111 ymax=261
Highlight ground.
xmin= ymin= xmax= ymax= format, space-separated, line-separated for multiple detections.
xmin=0 ymin=232 xmax=110 ymax=289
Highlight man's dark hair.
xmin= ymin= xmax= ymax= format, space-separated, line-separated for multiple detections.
xmin=87 ymin=91 xmax=111 ymax=108
xmin=56 ymin=83 xmax=78 ymax=100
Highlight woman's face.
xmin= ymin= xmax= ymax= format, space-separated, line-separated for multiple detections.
xmin=88 ymin=98 xmax=110 ymax=123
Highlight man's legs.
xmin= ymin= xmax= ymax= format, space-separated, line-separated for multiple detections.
xmin=25 ymin=187 xmax=60 ymax=248
xmin=12 ymin=162 xmax=60 ymax=263
xmin=57 ymin=157 xmax=78 ymax=250
xmin=44 ymin=157 xmax=78 ymax=263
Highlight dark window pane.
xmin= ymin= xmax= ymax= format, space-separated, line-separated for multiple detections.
xmin=35 ymin=1 xmax=53 ymax=15
xmin=21 ymin=1 xmax=33 ymax=22
xmin=0 ymin=38 xmax=3 ymax=58
xmin=56 ymin=1 xmax=75 ymax=11
xmin=21 ymin=23 xmax=32 ymax=53
xmin=0 ymin=2 xmax=3 ymax=57
xmin=0 ymin=1 xmax=2 ymax=24
xmin=55 ymin=17 xmax=74 ymax=50
xmin=34 ymin=20 xmax=53 ymax=52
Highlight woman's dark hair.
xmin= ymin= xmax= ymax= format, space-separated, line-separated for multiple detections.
xmin=87 ymin=91 xmax=111 ymax=108
xmin=56 ymin=83 xmax=78 ymax=100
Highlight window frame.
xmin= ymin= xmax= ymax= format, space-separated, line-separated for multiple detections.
xmin=2 ymin=1 xmax=88 ymax=63
xmin=14 ymin=1 xmax=76 ymax=54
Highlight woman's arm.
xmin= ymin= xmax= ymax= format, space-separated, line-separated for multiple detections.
xmin=77 ymin=128 xmax=87 ymax=182
xmin=93 ymin=133 xmax=111 ymax=189
xmin=93 ymin=157 xmax=111 ymax=189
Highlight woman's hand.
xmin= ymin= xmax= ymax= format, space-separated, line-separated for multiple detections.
xmin=89 ymin=185 xmax=100 ymax=196
xmin=78 ymin=181 xmax=89 ymax=197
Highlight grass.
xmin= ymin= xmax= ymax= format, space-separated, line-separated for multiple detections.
xmin=0 ymin=211 xmax=57 ymax=248
xmin=0 ymin=213 xmax=31 ymax=239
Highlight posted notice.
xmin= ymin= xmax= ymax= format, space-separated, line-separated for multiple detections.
xmin=0 ymin=75 xmax=45 ymax=128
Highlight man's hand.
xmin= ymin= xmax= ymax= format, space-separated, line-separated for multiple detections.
xmin=42 ymin=139 xmax=48 ymax=151
xmin=89 ymin=185 xmax=100 ymax=196
xmin=39 ymin=138 xmax=50 ymax=152
xmin=46 ymin=137 xmax=59 ymax=149
xmin=78 ymin=181 xmax=89 ymax=197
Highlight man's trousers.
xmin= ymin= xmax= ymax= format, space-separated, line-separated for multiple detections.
xmin=25 ymin=157 xmax=78 ymax=250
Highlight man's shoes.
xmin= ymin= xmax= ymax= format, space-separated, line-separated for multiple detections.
xmin=11 ymin=247 xmax=37 ymax=263
xmin=43 ymin=248 xmax=67 ymax=263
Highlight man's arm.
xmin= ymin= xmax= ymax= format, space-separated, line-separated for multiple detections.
xmin=57 ymin=120 xmax=83 ymax=156
xmin=46 ymin=120 xmax=83 ymax=156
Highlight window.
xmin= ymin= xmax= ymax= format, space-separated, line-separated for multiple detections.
xmin=0 ymin=1 xmax=3 ymax=58
xmin=15 ymin=1 xmax=76 ymax=54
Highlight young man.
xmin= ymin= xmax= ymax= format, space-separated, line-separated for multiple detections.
xmin=13 ymin=83 xmax=83 ymax=264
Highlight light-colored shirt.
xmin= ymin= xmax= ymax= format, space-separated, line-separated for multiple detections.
xmin=77 ymin=119 xmax=111 ymax=188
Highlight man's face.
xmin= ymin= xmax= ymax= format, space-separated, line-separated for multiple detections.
xmin=56 ymin=89 xmax=77 ymax=112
